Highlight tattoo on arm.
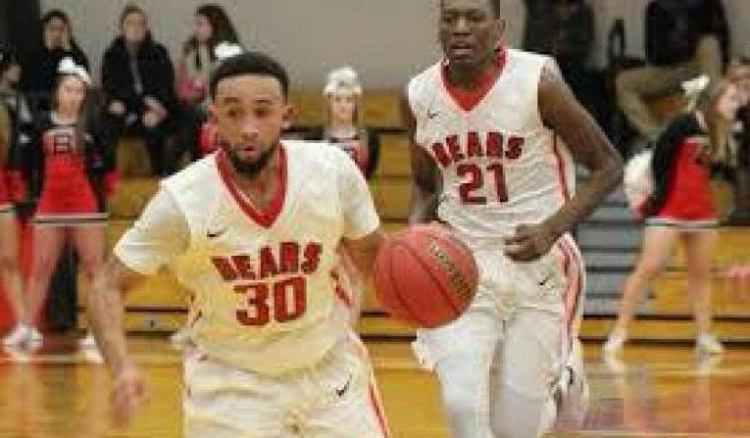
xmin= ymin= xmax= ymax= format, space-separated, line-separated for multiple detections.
xmin=538 ymin=61 xmax=623 ymax=237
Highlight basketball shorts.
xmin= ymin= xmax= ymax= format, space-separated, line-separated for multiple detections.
xmin=412 ymin=233 xmax=585 ymax=401
xmin=183 ymin=335 xmax=390 ymax=438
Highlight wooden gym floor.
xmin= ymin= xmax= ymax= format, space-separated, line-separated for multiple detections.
xmin=1 ymin=337 xmax=749 ymax=437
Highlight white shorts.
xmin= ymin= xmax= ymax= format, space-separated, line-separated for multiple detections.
xmin=183 ymin=335 xmax=390 ymax=438
xmin=412 ymin=234 xmax=586 ymax=399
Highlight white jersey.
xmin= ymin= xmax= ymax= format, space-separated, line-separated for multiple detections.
xmin=115 ymin=141 xmax=380 ymax=376
xmin=408 ymin=49 xmax=575 ymax=244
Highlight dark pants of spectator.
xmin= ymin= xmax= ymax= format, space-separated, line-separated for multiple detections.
xmin=100 ymin=112 xmax=174 ymax=177
xmin=45 ymin=244 xmax=78 ymax=331
xmin=171 ymin=103 xmax=207 ymax=170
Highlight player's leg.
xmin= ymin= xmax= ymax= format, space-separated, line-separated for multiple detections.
xmin=681 ymin=229 xmax=723 ymax=354
xmin=182 ymin=347 xmax=290 ymax=438
xmin=489 ymin=306 xmax=561 ymax=438
xmin=303 ymin=336 xmax=390 ymax=438
xmin=604 ymin=226 xmax=679 ymax=352
xmin=24 ymin=225 xmax=67 ymax=338
xmin=413 ymin=305 xmax=501 ymax=438
xmin=551 ymin=236 xmax=589 ymax=428
xmin=490 ymin=237 xmax=587 ymax=438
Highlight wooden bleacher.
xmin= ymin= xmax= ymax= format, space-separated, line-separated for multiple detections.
xmin=78 ymin=89 xmax=750 ymax=345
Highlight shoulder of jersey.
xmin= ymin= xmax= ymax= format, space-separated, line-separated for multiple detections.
xmin=505 ymin=48 xmax=552 ymax=69
xmin=408 ymin=62 xmax=441 ymax=94
xmin=282 ymin=139 xmax=353 ymax=167
xmin=161 ymin=153 xmax=218 ymax=194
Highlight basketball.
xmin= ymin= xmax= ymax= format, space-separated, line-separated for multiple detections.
xmin=373 ymin=224 xmax=478 ymax=328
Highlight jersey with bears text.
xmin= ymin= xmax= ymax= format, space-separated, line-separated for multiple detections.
xmin=115 ymin=141 xmax=379 ymax=375
xmin=408 ymin=49 xmax=575 ymax=244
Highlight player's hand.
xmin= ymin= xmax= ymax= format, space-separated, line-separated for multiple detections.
xmin=504 ymin=223 xmax=557 ymax=262
xmin=112 ymin=362 xmax=147 ymax=426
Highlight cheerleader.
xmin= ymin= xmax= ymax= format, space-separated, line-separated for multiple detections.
xmin=605 ymin=73 xmax=750 ymax=355
xmin=316 ymin=66 xmax=379 ymax=179
xmin=0 ymin=99 xmax=27 ymax=347
xmin=17 ymin=58 xmax=115 ymax=348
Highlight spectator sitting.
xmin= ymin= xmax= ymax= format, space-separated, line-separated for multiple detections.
xmin=616 ymin=0 xmax=730 ymax=142
xmin=523 ymin=0 xmax=594 ymax=90
xmin=725 ymin=60 xmax=750 ymax=225
xmin=100 ymin=3 xmax=177 ymax=177
xmin=523 ymin=0 xmax=607 ymax=125
xmin=174 ymin=3 xmax=241 ymax=167
xmin=21 ymin=9 xmax=89 ymax=112
xmin=0 ymin=46 xmax=34 ymax=152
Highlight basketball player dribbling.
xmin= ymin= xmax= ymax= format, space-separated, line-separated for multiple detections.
xmin=405 ymin=0 xmax=623 ymax=436
xmin=86 ymin=51 xmax=391 ymax=437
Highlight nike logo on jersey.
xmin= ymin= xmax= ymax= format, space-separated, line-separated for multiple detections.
xmin=538 ymin=274 xmax=553 ymax=287
xmin=335 ymin=374 xmax=352 ymax=397
xmin=207 ymin=228 xmax=227 ymax=239
xmin=428 ymin=109 xmax=440 ymax=119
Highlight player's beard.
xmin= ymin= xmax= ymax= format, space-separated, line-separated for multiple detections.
xmin=225 ymin=142 xmax=279 ymax=178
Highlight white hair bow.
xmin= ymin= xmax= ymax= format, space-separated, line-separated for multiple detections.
xmin=681 ymin=75 xmax=710 ymax=98
xmin=681 ymin=74 xmax=710 ymax=112
xmin=214 ymin=42 xmax=243 ymax=61
xmin=57 ymin=57 xmax=91 ymax=86
xmin=323 ymin=66 xmax=362 ymax=97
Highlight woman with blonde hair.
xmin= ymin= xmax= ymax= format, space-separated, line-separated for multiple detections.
xmin=316 ymin=66 xmax=379 ymax=179
xmin=605 ymin=72 xmax=750 ymax=355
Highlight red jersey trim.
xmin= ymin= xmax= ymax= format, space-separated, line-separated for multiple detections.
xmin=215 ymin=146 xmax=287 ymax=229
xmin=440 ymin=46 xmax=507 ymax=112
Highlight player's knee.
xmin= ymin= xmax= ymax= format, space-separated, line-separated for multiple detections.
xmin=442 ymin=382 xmax=481 ymax=419
xmin=491 ymin=387 xmax=555 ymax=438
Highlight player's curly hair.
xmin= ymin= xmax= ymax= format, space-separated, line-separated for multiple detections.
xmin=209 ymin=51 xmax=289 ymax=99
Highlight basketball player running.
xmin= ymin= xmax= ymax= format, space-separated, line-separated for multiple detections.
xmin=406 ymin=1 xmax=622 ymax=436
xmin=86 ymin=52 xmax=390 ymax=437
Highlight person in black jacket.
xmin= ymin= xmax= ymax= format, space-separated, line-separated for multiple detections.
xmin=21 ymin=9 xmax=90 ymax=112
xmin=99 ymin=3 xmax=177 ymax=177
xmin=616 ymin=0 xmax=729 ymax=141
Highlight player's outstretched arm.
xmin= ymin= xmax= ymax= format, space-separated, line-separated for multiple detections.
xmin=505 ymin=60 xmax=623 ymax=261
xmin=88 ymin=257 xmax=148 ymax=424
xmin=403 ymin=95 xmax=440 ymax=225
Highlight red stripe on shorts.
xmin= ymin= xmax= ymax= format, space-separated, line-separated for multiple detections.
xmin=368 ymin=383 xmax=390 ymax=437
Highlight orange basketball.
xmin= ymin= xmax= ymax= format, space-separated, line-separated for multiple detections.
xmin=373 ymin=224 xmax=478 ymax=328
